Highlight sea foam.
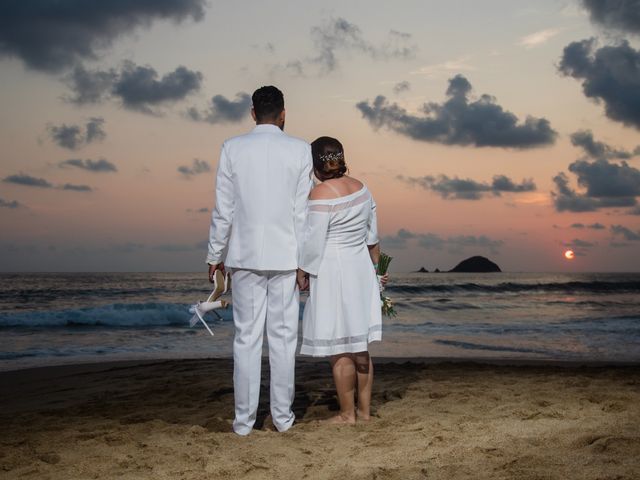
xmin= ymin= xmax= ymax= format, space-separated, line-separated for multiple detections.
xmin=0 ymin=302 xmax=233 ymax=328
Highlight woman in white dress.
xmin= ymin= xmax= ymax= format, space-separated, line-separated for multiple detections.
xmin=298 ymin=136 xmax=386 ymax=424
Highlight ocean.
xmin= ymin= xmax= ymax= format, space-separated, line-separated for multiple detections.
xmin=1 ymin=272 xmax=639 ymax=371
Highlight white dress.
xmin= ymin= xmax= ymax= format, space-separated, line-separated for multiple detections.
xmin=299 ymin=184 xmax=382 ymax=356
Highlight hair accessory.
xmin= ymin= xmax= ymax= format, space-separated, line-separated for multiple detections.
xmin=319 ymin=151 xmax=344 ymax=163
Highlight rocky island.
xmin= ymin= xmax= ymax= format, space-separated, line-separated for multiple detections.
xmin=449 ymin=256 xmax=501 ymax=273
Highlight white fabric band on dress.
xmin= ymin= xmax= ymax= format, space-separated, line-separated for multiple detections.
xmin=308 ymin=190 xmax=370 ymax=213
xmin=301 ymin=324 xmax=382 ymax=347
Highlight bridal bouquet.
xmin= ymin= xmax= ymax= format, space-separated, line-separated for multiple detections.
xmin=377 ymin=252 xmax=396 ymax=317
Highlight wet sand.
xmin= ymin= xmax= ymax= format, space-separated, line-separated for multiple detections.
xmin=1 ymin=358 xmax=639 ymax=479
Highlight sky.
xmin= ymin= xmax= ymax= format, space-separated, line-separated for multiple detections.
xmin=1 ymin=0 xmax=639 ymax=272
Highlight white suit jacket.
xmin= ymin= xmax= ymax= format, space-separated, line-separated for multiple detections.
xmin=206 ymin=124 xmax=313 ymax=271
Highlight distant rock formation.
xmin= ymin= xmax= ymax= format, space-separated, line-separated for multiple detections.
xmin=449 ymin=256 xmax=501 ymax=273
xmin=415 ymin=267 xmax=429 ymax=273
xmin=434 ymin=268 xmax=441 ymax=273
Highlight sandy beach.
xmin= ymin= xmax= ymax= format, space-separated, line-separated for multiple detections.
xmin=1 ymin=358 xmax=639 ymax=479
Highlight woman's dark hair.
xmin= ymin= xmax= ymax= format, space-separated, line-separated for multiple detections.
xmin=311 ymin=136 xmax=348 ymax=180
xmin=252 ymin=86 xmax=284 ymax=122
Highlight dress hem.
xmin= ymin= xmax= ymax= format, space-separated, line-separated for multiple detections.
xmin=299 ymin=333 xmax=382 ymax=357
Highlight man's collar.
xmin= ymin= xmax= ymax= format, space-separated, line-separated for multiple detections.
xmin=252 ymin=123 xmax=284 ymax=133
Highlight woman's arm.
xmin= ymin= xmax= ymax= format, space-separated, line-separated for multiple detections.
xmin=368 ymin=242 xmax=389 ymax=287
xmin=368 ymin=242 xmax=380 ymax=266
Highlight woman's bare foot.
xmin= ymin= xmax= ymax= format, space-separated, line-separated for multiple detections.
xmin=321 ymin=412 xmax=356 ymax=425
xmin=356 ymin=408 xmax=371 ymax=421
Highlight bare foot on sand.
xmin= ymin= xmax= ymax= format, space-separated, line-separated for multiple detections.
xmin=321 ymin=413 xmax=356 ymax=425
xmin=356 ymin=409 xmax=371 ymax=421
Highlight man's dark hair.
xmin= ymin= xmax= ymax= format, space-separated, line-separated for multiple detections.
xmin=252 ymin=86 xmax=284 ymax=122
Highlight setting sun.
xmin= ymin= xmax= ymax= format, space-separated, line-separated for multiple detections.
xmin=564 ymin=250 xmax=575 ymax=260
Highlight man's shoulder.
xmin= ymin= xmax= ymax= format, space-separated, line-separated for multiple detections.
xmin=222 ymin=131 xmax=253 ymax=148
xmin=281 ymin=132 xmax=310 ymax=148
xmin=224 ymin=130 xmax=310 ymax=153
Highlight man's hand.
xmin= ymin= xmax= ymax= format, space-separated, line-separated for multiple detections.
xmin=296 ymin=269 xmax=309 ymax=291
xmin=208 ymin=262 xmax=225 ymax=283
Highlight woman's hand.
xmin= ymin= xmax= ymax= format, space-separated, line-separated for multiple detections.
xmin=297 ymin=269 xmax=309 ymax=291
xmin=377 ymin=273 xmax=389 ymax=292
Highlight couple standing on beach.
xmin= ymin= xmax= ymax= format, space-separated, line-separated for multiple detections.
xmin=206 ymin=85 xmax=385 ymax=436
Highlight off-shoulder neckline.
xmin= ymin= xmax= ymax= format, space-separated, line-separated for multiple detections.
xmin=308 ymin=184 xmax=367 ymax=204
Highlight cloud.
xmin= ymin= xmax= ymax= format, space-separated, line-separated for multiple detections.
xmin=3 ymin=173 xmax=93 ymax=192
xmin=48 ymin=124 xmax=82 ymax=150
xmin=64 ymin=61 xmax=202 ymax=114
xmin=48 ymin=117 xmax=105 ymax=150
xmin=570 ymin=129 xmax=639 ymax=159
xmin=61 ymin=183 xmax=92 ymax=192
xmin=380 ymin=229 xmax=503 ymax=254
xmin=570 ymin=159 xmax=640 ymax=197
xmin=283 ymin=17 xmax=416 ymax=75
xmin=178 ymin=158 xmax=210 ymax=178
xmin=610 ymin=241 xmax=631 ymax=248
xmin=570 ymin=222 xmax=606 ymax=229
xmin=410 ymin=57 xmax=475 ymax=78
xmin=59 ymin=158 xmax=117 ymax=173
xmin=610 ymin=224 xmax=640 ymax=241
xmin=379 ymin=228 xmax=417 ymax=248
xmin=113 ymin=61 xmax=203 ymax=114
xmin=0 ymin=0 xmax=206 ymax=72
xmin=563 ymin=238 xmax=596 ymax=248
xmin=517 ymin=28 xmax=561 ymax=49
xmin=392 ymin=81 xmax=411 ymax=94
xmin=186 ymin=92 xmax=251 ymax=124
xmin=582 ymin=0 xmax=640 ymax=35
xmin=415 ymin=233 xmax=446 ymax=250
xmin=63 ymin=65 xmax=119 ymax=104
xmin=558 ymin=38 xmax=640 ymax=129
xmin=0 ymin=197 xmax=22 ymax=209
xmin=187 ymin=207 xmax=209 ymax=213
xmin=432 ymin=234 xmax=503 ymax=254
xmin=356 ymin=75 xmax=557 ymax=148
xmin=85 ymin=117 xmax=106 ymax=143
xmin=552 ymin=173 xmax=600 ymax=212
xmin=3 ymin=173 xmax=52 ymax=188
xmin=398 ymin=174 xmax=535 ymax=200
xmin=551 ymin=159 xmax=640 ymax=212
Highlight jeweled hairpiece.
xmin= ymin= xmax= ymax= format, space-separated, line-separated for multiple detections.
xmin=319 ymin=151 xmax=344 ymax=163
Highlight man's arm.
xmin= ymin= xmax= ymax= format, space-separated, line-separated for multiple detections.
xmin=206 ymin=143 xmax=234 ymax=273
xmin=294 ymin=144 xmax=314 ymax=263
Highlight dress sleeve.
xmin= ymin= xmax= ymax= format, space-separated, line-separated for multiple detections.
xmin=298 ymin=203 xmax=331 ymax=276
xmin=366 ymin=196 xmax=379 ymax=246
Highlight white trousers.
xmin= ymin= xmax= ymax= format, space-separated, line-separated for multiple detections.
xmin=230 ymin=268 xmax=299 ymax=435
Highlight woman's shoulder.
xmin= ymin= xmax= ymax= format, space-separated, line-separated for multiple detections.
xmin=311 ymin=177 xmax=365 ymax=199
xmin=309 ymin=182 xmax=336 ymax=201
xmin=345 ymin=176 xmax=365 ymax=191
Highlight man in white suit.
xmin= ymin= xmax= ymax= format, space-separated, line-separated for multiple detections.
xmin=206 ymin=86 xmax=313 ymax=435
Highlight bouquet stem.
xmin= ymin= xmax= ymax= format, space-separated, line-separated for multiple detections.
xmin=376 ymin=252 xmax=396 ymax=317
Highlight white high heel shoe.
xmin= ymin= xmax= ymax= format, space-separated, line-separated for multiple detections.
xmin=188 ymin=270 xmax=231 ymax=336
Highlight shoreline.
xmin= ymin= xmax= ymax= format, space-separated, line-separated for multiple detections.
xmin=2 ymin=354 xmax=640 ymax=377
